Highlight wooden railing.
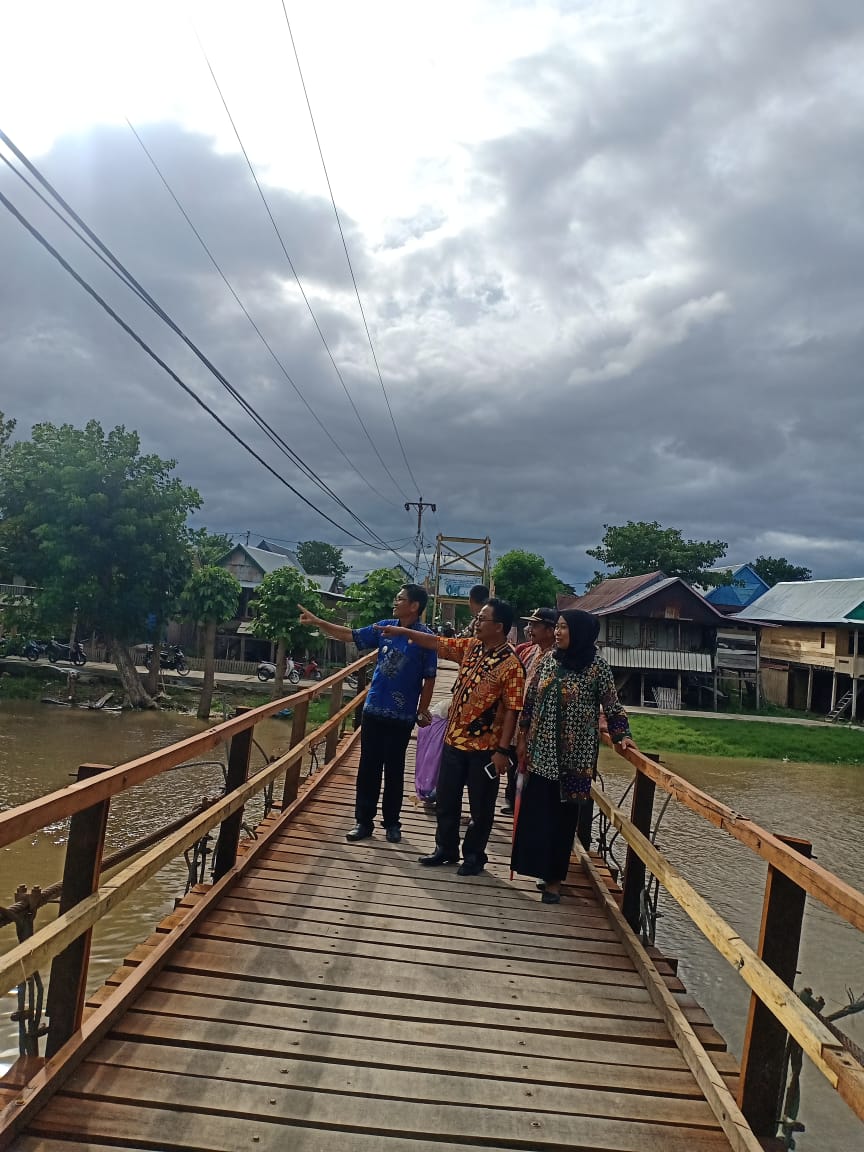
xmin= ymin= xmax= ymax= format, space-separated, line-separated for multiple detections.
xmin=0 ymin=654 xmax=374 ymax=1065
xmin=594 ymin=736 xmax=864 ymax=1143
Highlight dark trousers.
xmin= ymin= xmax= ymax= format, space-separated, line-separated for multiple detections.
xmin=355 ymin=713 xmax=414 ymax=829
xmin=435 ymin=744 xmax=499 ymax=865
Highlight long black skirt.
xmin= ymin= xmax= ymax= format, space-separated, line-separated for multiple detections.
xmin=510 ymin=773 xmax=583 ymax=884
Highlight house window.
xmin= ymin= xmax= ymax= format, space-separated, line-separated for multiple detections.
xmin=608 ymin=621 xmax=624 ymax=646
xmin=640 ymin=622 xmax=658 ymax=648
xmin=820 ymin=631 xmax=826 ymax=649
xmin=849 ymin=631 xmax=857 ymax=656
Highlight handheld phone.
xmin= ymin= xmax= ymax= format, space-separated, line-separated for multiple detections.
xmin=483 ymin=762 xmax=498 ymax=780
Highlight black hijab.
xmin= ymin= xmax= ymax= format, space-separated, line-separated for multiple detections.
xmin=554 ymin=609 xmax=600 ymax=673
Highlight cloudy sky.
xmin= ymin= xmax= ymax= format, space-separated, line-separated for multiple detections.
xmin=2 ymin=0 xmax=862 ymax=587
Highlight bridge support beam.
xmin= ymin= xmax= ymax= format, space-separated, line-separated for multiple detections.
xmin=281 ymin=698 xmax=309 ymax=809
xmin=621 ymin=762 xmax=656 ymax=934
xmin=212 ymin=709 xmax=253 ymax=881
xmin=738 ymin=834 xmax=812 ymax=1137
xmin=45 ymin=764 xmax=111 ymax=1058
xmin=325 ymin=682 xmax=344 ymax=762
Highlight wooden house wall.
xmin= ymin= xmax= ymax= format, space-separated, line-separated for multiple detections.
xmin=760 ymin=666 xmax=789 ymax=707
xmin=221 ymin=550 xmax=264 ymax=585
xmin=759 ymin=625 xmax=837 ymax=669
xmin=600 ymin=614 xmax=708 ymax=652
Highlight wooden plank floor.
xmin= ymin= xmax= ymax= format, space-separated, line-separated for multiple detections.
xmin=13 ymin=675 xmax=742 ymax=1152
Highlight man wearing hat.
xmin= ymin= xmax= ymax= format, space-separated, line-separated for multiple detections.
xmin=501 ymin=607 xmax=558 ymax=815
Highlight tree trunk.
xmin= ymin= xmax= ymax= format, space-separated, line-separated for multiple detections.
xmin=197 ymin=619 xmax=217 ymax=721
xmin=272 ymin=637 xmax=286 ymax=699
xmin=145 ymin=640 xmax=161 ymax=698
xmin=110 ymin=636 xmax=155 ymax=708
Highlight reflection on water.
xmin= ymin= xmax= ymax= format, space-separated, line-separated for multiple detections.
xmin=597 ymin=744 xmax=864 ymax=1152
xmin=0 ymin=701 xmax=862 ymax=1148
xmin=0 ymin=701 xmax=294 ymax=1067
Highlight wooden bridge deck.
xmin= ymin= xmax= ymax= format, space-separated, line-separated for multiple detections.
xmin=11 ymin=686 xmax=745 ymax=1151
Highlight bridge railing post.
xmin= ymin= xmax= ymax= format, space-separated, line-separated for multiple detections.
xmin=212 ymin=708 xmax=253 ymax=881
xmin=45 ymin=763 xmax=111 ymax=1057
xmin=352 ymin=665 xmax=368 ymax=730
xmin=325 ymin=681 xmax=344 ymax=762
xmin=621 ymin=759 xmax=657 ymax=933
xmin=738 ymin=834 xmax=812 ymax=1136
xmin=281 ymin=697 xmax=309 ymax=810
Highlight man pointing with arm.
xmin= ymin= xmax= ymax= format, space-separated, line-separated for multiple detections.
xmin=298 ymin=584 xmax=436 ymax=845
xmin=378 ymin=597 xmax=524 ymax=876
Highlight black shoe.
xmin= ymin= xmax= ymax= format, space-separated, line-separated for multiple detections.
xmin=418 ymin=848 xmax=458 ymax=867
xmin=456 ymin=860 xmax=485 ymax=877
xmin=541 ymin=890 xmax=561 ymax=904
xmin=385 ymin=825 xmax=402 ymax=843
xmin=345 ymin=824 xmax=373 ymax=842
xmin=500 ymin=803 xmax=514 ymax=815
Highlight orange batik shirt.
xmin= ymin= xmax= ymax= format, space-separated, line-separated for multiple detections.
xmin=437 ymin=636 xmax=525 ymax=752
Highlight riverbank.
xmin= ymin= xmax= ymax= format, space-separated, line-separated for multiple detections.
xmin=630 ymin=713 xmax=864 ymax=764
xmin=0 ymin=662 xmax=333 ymax=720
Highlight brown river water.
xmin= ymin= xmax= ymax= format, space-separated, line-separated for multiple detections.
xmin=1 ymin=701 xmax=862 ymax=1150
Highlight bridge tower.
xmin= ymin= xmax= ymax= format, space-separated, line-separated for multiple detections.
xmin=430 ymin=534 xmax=491 ymax=627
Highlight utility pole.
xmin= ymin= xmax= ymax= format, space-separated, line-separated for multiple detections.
xmin=404 ymin=498 xmax=436 ymax=582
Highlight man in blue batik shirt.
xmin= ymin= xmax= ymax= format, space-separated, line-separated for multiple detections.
xmin=298 ymin=584 xmax=437 ymax=843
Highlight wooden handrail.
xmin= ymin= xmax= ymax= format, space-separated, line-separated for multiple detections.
xmin=0 ymin=654 xmax=375 ymax=851
xmin=0 ymin=686 xmax=367 ymax=997
xmin=604 ymin=737 xmax=864 ymax=932
xmin=589 ymin=779 xmax=864 ymax=1124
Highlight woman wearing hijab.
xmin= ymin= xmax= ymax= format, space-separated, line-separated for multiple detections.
xmin=511 ymin=609 xmax=637 ymax=904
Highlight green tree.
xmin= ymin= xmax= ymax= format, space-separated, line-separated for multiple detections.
xmin=492 ymin=550 xmax=560 ymax=624
xmin=250 ymin=567 xmax=326 ymax=696
xmin=0 ymin=411 xmax=14 ymax=455
xmin=296 ymin=540 xmax=349 ymax=584
xmin=586 ymin=521 xmax=729 ymax=587
xmin=181 ymin=566 xmax=241 ymax=719
xmin=751 ymin=556 xmax=812 ymax=588
xmin=344 ymin=568 xmax=406 ymax=624
xmin=188 ymin=527 xmax=235 ymax=566
xmin=0 ymin=420 xmax=200 ymax=706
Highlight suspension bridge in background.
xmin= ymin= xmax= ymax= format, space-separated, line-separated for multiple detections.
xmin=0 ymin=657 xmax=862 ymax=1151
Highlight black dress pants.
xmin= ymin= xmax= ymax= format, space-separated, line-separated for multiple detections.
xmin=435 ymin=744 xmax=499 ymax=865
xmin=355 ymin=713 xmax=414 ymax=829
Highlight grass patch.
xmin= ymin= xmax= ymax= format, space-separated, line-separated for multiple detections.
xmin=629 ymin=714 xmax=864 ymax=766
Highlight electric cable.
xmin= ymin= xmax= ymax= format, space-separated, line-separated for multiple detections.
xmin=0 ymin=184 xmax=407 ymax=554
xmin=191 ymin=27 xmax=412 ymax=502
xmin=0 ymin=129 xmax=408 ymax=561
xmin=281 ymin=6 xmax=422 ymax=496
xmin=125 ymin=119 xmax=399 ymax=511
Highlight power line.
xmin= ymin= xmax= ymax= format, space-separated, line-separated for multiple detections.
xmin=125 ymin=119 xmax=399 ymax=511
xmin=191 ymin=26 xmax=412 ymax=503
xmin=0 ymin=130 xmax=408 ymax=562
xmin=0 ymin=186 xmax=388 ymax=548
xmin=281 ymin=6 xmax=422 ymax=497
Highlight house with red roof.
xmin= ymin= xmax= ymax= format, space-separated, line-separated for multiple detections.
xmin=558 ymin=572 xmax=757 ymax=710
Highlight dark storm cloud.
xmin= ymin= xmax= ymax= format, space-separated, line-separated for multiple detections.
xmin=2 ymin=3 xmax=864 ymax=590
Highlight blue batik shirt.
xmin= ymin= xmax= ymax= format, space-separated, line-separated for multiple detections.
xmin=352 ymin=619 xmax=437 ymax=724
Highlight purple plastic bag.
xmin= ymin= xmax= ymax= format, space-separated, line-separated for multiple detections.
xmin=415 ymin=714 xmax=446 ymax=800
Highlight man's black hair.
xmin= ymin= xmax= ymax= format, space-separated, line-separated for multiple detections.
xmin=401 ymin=583 xmax=428 ymax=614
xmin=485 ymin=597 xmax=514 ymax=635
xmin=469 ymin=584 xmax=489 ymax=604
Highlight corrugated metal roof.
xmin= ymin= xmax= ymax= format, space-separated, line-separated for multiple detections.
xmin=557 ymin=571 xmax=665 ymax=613
xmin=736 ymin=579 xmax=864 ymax=624
xmin=599 ymin=645 xmax=712 ymax=672
xmin=245 ymin=545 xmax=302 ymax=574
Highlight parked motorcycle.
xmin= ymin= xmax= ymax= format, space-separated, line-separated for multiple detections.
xmin=300 ymin=657 xmax=322 ymax=681
xmin=24 ymin=638 xmax=49 ymax=662
xmin=256 ymin=658 xmax=300 ymax=684
xmin=47 ymin=638 xmax=87 ymax=666
xmin=144 ymin=644 xmax=189 ymax=676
